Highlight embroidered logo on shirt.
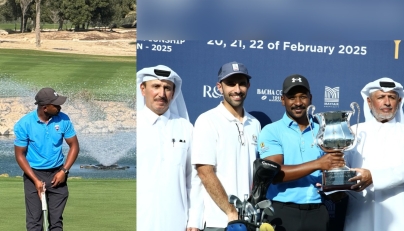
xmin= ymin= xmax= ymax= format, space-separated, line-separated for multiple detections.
xmin=55 ymin=125 xmax=60 ymax=131
xmin=260 ymin=142 xmax=269 ymax=152
xmin=251 ymin=134 xmax=258 ymax=145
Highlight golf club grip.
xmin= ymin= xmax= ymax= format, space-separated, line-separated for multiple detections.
xmin=41 ymin=192 xmax=47 ymax=210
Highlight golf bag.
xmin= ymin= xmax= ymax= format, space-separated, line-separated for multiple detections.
xmin=225 ymin=220 xmax=258 ymax=231
xmin=248 ymin=159 xmax=281 ymax=207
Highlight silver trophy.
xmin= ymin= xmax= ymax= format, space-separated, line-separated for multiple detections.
xmin=307 ymin=102 xmax=360 ymax=192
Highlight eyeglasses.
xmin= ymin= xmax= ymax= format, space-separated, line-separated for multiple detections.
xmin=235 ymin=123 xmax=245 ymax=146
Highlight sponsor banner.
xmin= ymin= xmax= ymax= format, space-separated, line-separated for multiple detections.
xmin=203 ymin=85 xmax=222 ymax=98
xmin=138 ymin=40 xmax=404 ymax=125
xmin=324 ymin=86 xmax=340 ymax=108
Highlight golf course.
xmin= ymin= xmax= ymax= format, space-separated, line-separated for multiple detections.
xmin=0 ymin=49 xmax=136 ymax=100
xmin=0 ymin=47 xmax=137 ymax=230
xmin=0 ymin=177 xmax=136 ymax=230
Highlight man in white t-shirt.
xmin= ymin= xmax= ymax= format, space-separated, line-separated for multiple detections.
xmin=136 ymin=65 xmax=203 ymax=231
xmin=192 ymin=61 xmax=261 ymax=231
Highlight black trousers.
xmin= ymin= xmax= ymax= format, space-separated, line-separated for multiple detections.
xmin=269 ymin=201 xmax=329 ymax=231
xmin=23 ymin=167 xmax=69 ymax=231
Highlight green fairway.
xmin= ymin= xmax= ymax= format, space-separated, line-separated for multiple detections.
xmin=0 ymin=23 xmax=62 ymax=31
xmin=0 ymin=49 xmax=136 ymax=101
xmin=0 ymin=23 xmax=19 ymax=30
xmin=0 ymin=177 xmax=136 ymax=231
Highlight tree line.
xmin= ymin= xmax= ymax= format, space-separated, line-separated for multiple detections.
xmin=0 ymin=0 xmax=136 ymax=32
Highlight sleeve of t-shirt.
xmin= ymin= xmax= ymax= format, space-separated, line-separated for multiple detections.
xmin=191 ymin=114 xmax=217 ymax=165
xmin=13 ymin=121 xmax=28 ymax=147
xmin=63 ymin=116 xmax=76 ymax=139
xmin=257 ymin=124 xmax=283 ymax=159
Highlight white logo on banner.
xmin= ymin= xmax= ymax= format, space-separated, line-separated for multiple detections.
xmin=257 ymin=89 xmax=282 ymax=102
xmin=203 ymin=85 xmax=222 ymax=98
xmin=324 ymin=86 xmax=339 ymax=108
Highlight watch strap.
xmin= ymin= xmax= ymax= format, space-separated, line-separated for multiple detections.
xmin=61 ymin=167 xmax=69 ymax=174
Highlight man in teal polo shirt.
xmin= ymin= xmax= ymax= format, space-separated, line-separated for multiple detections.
xmin=14 ymin=87 xmax=80 ymax=231
xmin=257 ymin=75 xmax=345 ymax=231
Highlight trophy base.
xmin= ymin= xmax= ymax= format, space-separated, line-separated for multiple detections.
xmin=322 ymin=170 xmax=357 ymax=192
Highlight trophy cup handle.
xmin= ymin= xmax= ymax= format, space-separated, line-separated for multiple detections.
xmin=307 ymin=105 xmax=316 ymax=147
xmin=350 ymin=102 xmax=360 ymax=137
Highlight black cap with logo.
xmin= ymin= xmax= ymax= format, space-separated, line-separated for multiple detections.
xmin=282 ymin=74 xmax=310 ymax=94
xmin=34 ymin=88 xmax=67 ymax=106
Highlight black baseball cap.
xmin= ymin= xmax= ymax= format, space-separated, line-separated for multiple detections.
xmin=282 ymin=74 xmax=310 ymax=94
xmin=34 ymin=88 xmax=67 ymax=105
xmin=218 ymin=61 xmax=251 ymax=82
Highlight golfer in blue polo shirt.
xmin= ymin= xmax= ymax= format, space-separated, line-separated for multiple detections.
xmin=257 ymin=75 xmax=345 ymax=231
xmin=14 ymin=87 xmax=79 ymax=231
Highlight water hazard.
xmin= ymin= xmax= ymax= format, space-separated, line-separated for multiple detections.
xmin=0 ymin=75 xmax=136 ymax=179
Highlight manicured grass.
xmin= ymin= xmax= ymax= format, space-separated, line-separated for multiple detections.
xmin=0 ymin=49 xmax=136 ymax=101
xmin=0 ymin=177 xmax=136 ymax=231
xmin=0 ymin=23 xmax=76 ymax=31
xmin=0 ymin=23 xmax=19 ymax=30
xmin=0 ymin=23 xmax=119 ymax=31
xmin=0 ymin=23 xmax=48 ymax=31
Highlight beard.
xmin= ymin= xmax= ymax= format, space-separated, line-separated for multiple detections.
xmin=370 ymin=105 xmax=398 ymax=122
xmin=223 ymin=92 xmax=245 ymax=108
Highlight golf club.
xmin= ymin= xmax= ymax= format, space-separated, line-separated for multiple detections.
xmin=261 ymin=207 xmax=275 ymax=224
xmin=264 ymin=206 xmax=274 ymax=216
xmin=255 ymin=200 xmax=272 ymax=224
xmin=41 ymin=183 xmax=49 ymax=231
xmin=245 ymin=202 xmax=256 ymax=223
xmin=243 ymin=208 xmax=251 ymax=222
xmin=254 ymin=199 xmax=275 ymax=225
xmin=228 ymin=194 xmax=243 ymax=219
xmin=242 ymin=194 xmax=248 ymax=221
xmin=255 ymin=199 xmax=272 ymax=210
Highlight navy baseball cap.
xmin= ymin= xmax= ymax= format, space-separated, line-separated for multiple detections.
xmin=218 ymin=61 xmax=251 ymax=82
xmin=35 ymin=88 xmax=67 ymax=105
xmin=282 ymin=74 xmax=310 ymax=94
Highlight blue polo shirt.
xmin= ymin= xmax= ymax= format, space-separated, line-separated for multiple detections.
xmin=257 ymin=113 xmax=324 ymax=204
xmin=14 ymin=110 xmax=76 ymax=169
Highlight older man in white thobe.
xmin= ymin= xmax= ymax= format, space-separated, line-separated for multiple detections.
xmin=344 ymin=77 xmax=404 ymax=231
xmin=136 ymin=65 xmax=203 ymax=231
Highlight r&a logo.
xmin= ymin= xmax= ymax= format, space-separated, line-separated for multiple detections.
xmin=203 ymin=85 xmax=222 ymax=98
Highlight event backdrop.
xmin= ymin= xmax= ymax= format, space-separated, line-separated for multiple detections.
xmin=137 ymin=40 xmax=404 ymax=126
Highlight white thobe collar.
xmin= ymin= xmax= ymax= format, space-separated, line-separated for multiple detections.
xmin=385 ymin=117 xmax=397 ymax=124
xmin=368 ymin=116 xmax=397 ymax=126
xmin=217 ymin=102 xmax=249 ymax=123
xmin=141 ymin=106 xmax=170 ymax=126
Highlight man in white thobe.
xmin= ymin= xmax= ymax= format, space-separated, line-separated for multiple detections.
xmin=344 ymin=77 xmax=404 ymax=231
xmin=136 ymin=65 xmax=203 ymax=231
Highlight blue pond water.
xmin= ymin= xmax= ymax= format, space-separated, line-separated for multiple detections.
xmin=0 ymin=76 xmax=137 ymax=179
xmin=0 ymin=133 xmax=136 ymax=179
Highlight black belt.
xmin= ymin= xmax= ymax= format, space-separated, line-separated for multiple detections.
xmin=273 ymin=201 xmax=322 ymax=210
xmin=32 ymin=166 xmax=63 ymax=172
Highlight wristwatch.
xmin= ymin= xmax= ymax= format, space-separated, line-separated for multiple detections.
xmin=61 ymin=167 xmax=69 ymax=174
